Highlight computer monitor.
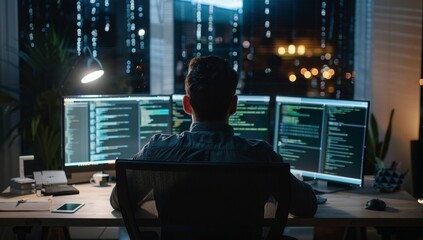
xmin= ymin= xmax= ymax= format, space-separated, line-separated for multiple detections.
xmin=63 ymin=95 xmax=172 ymax=174
xmin=171 ymin=94 xmax=271 ymax=141
xmin=273 ymin=96 xmax=370 ymax=192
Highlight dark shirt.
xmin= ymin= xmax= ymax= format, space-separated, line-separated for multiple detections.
xmin=110 ymin=122 xmax=317 ymax=217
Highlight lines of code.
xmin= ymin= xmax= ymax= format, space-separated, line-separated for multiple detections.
xmin=276 ymin=104 xmax=323 ymax=172
xmin=172 ymin=97 xmax=191 ymax=134
xmin=323 ymin=106 xmax=367 ymax=178
xmin=229 ymin=100 xmax=270 ymax=141
xmin=139 ymin=98 xmax=171 ymax=146
xmin=89 ymin=101 xmax=139 ymax=161
xmin=64 ymin=103 xmax=89 ymax=164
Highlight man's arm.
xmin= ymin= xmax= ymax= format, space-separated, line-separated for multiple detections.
xmin=109 ymin=185 xmax=120 ymax=210
xmin=289 ymin=174 xmax=317 ymax=217
xmin=110 ymin=143 xmax=151 ymax=210
xmin=269 ymin=151 xmax=317 ymax=217
xmin=109 ymin=184 xmax=155 ymax=211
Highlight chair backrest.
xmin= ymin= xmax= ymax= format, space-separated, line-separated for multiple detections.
xmin=115 ymin=159 xmax=291 ymax=240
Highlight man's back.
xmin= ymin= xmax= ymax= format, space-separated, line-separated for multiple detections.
xmin=132 ymin=122 xmax=317 ymax=217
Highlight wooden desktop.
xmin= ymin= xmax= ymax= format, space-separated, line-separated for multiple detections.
xmin=1 ymin=180 xmax=423 ymax=231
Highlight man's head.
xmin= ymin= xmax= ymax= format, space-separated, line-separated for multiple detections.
xmin=183 ymin=55 xmax=238 ymax=122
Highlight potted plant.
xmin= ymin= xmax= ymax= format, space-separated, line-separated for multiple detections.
xmin=0 ymin=29 xmax=72 ymax=170
xmin=365 ymin=109 xmax=408 ymax=192
xmin=365 ymin=109 xmax=394 ymax=171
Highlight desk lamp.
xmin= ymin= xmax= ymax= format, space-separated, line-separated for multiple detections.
xmin=79 ymin=46 xmax=104 ymax=83
xmin=62 ymin=46 xmax=104 ymax=91
xmin=10 ymin=155 xmax=36 ymax=195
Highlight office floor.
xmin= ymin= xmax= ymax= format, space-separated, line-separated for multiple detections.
xmin=68 ymin=226 xmax=383 ymax=240
xmin=0 ymin=226 xmax=387 ymax=240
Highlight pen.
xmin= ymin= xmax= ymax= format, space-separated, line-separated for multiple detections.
xmin=16 ymin=198 xmax=30 ymax=207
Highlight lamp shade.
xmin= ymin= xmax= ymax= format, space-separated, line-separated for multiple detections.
xmin=80 ymin=56 xmax=104 ymax=83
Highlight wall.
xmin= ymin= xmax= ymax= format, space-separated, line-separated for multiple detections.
xmin=0 ymin=0 xmax=20 ymax=190
xmin=372 ymin=0 xmax=422 ymax=194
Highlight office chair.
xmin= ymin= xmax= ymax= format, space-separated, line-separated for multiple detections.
xmin=115 ymin=159 xmax=292 ymax=240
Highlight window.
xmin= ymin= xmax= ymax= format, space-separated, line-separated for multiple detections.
xmin=174 ymin=0 xmax=355 ymax=99
xmin=18 ymin=0 xmax=150 ymax=94
xmin=19 ymin=0 xmax=356 ymax=98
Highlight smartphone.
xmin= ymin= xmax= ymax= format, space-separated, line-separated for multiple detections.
xmin=52 ymin=202 xmax=85 ymax=213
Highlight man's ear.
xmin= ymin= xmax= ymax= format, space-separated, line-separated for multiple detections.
xmin=182 ymin=95 xmax=193 ymax=115
xmin=229 ymin=95 xmax=238 ymax=115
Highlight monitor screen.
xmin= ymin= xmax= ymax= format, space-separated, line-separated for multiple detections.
xmin=63 ymin=95 xmax=172 ymax=172
xmin=273 ymin=96 xmax=369 ymax=192
xmin=171 ymin=94 xmax=271 ymax=141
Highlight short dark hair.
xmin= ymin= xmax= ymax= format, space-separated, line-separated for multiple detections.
xmin=185 ymin=55 xmax=238 ymax=121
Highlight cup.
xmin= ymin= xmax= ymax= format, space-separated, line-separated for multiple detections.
xmin=90 ymin=171 xmax=109 ymax=187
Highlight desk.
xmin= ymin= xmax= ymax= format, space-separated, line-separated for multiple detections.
xmin=290 ymin=186 xmax=423 ymax=227
xmin=0 ymin=184 xmax=122 ymax=227
xmin=1 ymin=183 xmax=423 ymax=228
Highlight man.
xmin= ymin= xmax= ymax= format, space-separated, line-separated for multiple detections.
xmin=110 ymin=55 xmax=317 ymax=217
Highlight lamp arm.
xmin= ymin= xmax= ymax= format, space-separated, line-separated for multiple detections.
xmin=82 ymin=46 xmax=103 ymax=69
xmin=82 ymin=46 xmax=93 ymax=57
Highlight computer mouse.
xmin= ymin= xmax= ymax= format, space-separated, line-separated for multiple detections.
xmin=365 ymin=198 xmax=386 ymax=211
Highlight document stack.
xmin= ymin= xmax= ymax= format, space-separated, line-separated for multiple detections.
xmin=9 ymin=177 xmax=36 ymax=195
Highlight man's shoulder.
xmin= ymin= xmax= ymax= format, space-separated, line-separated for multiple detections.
xmin=237 ymin=137 xmax=274 ymax=150
xmin=232 ymin=137 xmax=281 ymax=162
xmin=150 ymin=133 xmax=177 ymax=141
xmin=133 ymin=133 xmax=180 ymax=160
xmin=146 ymin=133 xmax=182 ymax=147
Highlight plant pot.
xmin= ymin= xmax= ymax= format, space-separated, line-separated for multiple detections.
xmin=373 ymin=168 xmax=404 ymax=192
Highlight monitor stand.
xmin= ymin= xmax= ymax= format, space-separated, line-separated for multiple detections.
xmin=308 ymin=180 xmax=353 ymax=193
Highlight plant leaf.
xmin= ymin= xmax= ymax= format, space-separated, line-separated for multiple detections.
xmin=375 ymin=157 xmax=385 ymax=170
xmin=365 ymin=129 xmax=376 ymax=165
xmin=32 ymin=124 xmax=61 ymax=169
xmin=369 ymin=113 xmax=379 ymax=156
xmin=31 ymin=116 xmax=41 ymax=141
xmin=379 ymin=109 xmax=394 ymax=160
